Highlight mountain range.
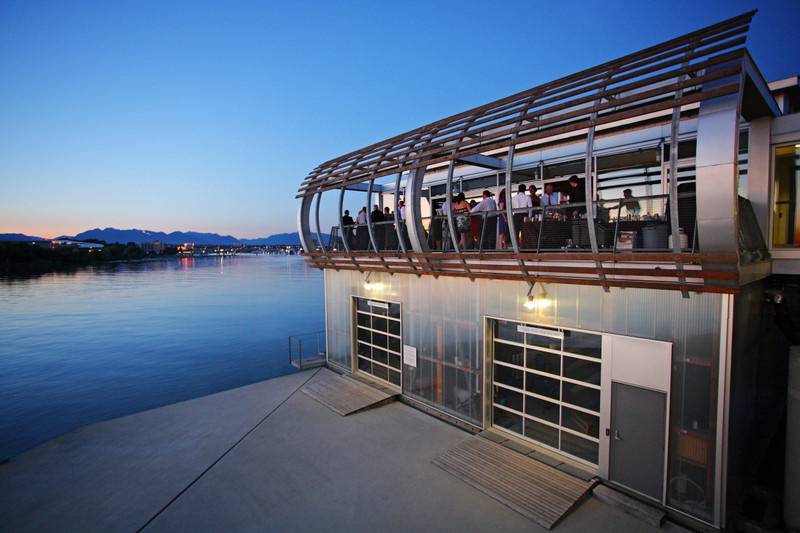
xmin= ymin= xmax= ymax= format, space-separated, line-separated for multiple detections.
xmin=0 ymin=228 xmax=328 ymax=246
xmin=0 ymin=233 xmax=47 ymax=242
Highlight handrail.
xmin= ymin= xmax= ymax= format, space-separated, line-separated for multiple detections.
xmin=288 ymin=330 xmax=326 ymax=368
xmin=333 ymin=191 xmax=695 ymax=255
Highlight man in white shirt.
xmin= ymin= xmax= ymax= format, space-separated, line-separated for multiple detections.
xmin=355 ymin=207 xmax=368 ymax=249
xmin=471 ymin=190 xmax=497 ymax=214
xmin=540 ymin=183 xmax=559 ymax=207
xmin=511 ymin=184 xmax=532 ymax=235
xmin=471 ymin=190 xmax=498 ymax=249
xmin=396 ymin=200 xmax=409 ymax=249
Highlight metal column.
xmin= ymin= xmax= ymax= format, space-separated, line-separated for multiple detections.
xmin=695 ymin=64 xmax=744 ymax=255
xmin=338 ymin=186 xmax=351 ymax=253
xmin=314 ymin=191 xmax=326 ymax=253
xmin=296 ymin=194 xmax=316 ymax=254
xmin=405 ymin=166 xmax=430 ymax=253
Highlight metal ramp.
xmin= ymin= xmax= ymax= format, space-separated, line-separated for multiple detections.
xmin=301 ymin=369 xmax=397 ymax=416
xmin=432 ymin=436 xmax=597 ymax=530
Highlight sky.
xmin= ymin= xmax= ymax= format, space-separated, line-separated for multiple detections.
xmin=1 ymin=0 xmax=799 ymax=239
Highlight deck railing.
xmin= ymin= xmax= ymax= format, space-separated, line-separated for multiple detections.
xmin=333 ymin=191 xmax=697 ymax=255
xmin=288 ymin=331 xmax=326 ymax=369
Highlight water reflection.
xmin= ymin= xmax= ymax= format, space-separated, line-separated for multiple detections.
xmin=0 ymin=255 xmax=323 ymax=458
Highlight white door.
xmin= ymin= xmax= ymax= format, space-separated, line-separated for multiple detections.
xmin=599 ymin=334 xmax=672 ymax=502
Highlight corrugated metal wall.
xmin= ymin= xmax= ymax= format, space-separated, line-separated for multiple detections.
xmin=324 ymin=269 xmax=723 ymax=521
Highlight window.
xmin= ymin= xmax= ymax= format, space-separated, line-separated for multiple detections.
xmin=354 ymin=298 xmax=402 ymax=386
xmin=491 ymin=319 xmax=602 ymax=467
xmin=773 ymin=144 xmax=800 ymax=247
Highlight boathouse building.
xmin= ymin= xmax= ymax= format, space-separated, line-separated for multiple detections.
xmin=296 ymin=12 xmax=799 ymax=530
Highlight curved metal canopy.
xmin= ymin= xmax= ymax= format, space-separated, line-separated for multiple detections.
xmin=297 ymin=11 xmax=757 ymax=198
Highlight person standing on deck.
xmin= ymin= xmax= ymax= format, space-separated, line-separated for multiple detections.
xmin=469 ymin=200 xmax=480 ymax=247
xmin=497 ymin=188 xmax=509 ymax=249
xmin=622 ymin=188 xmax=641 ymax=217
xmin=397 ymin=200 xmax=409 ymax=249
xmin=370 ymin=205 xmax=385 ymax=250
xmin=529 ymin=184 xmax=541 ymax=207
xmin=512 ymin=184 xmax=532 ymax=242
xmin=540 ymin=183 xmax=559 ymax=207
xmin=383 ymin=206 xmax=397 ymax=250
xmin=356 ymin=207 xmax=368 ymax=250
xmin=471 ymin=189 xmax=498 ymax=250
xmin=342 ymin=210 xmax=355 ymax=248
xmin=452 ymin=193 xmax=472 ymax=250
xmin=567 ymin=175 xmax=586 ymax=218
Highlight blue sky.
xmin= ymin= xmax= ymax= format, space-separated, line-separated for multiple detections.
xmin=1 ymin=0 xmax=798 ymax=238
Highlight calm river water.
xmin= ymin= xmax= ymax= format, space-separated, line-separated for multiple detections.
xmin=0 ymin=255 xmax=323 ymax=458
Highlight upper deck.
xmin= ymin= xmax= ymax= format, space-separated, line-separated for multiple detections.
xmin=297 ymin=11 xmax=779 ymax=295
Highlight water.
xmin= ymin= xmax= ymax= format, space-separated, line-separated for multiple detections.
xmin=0 ymin=255 xmax=323 ymax=459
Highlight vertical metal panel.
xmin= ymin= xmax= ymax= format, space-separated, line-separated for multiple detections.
xmin=556 ymin=283 xmax=579 ymax=328
xmin=577 ymin=285 xmax=603 ymax=330
xmin=324 ymin=269 xmax=354 ymax=370
xmin=366 ymin=179 xmax=384 ymax=258
xmin=445 ymin=161 xmax=460 ymax=252
xmin=337 ymin=187 xmax=351 ymax=253
xmin=505 ymin=142 xmax=521 ymax=253
xmin=405 ymin=167 xmax=430 ymax=253
xmin=323 ymin=271 xmax=724 ymax=524
xmin=715 ymin=294 xmax=734 ymax=528
xmin=314 ymin=192 xmax=326 ymax=252
xmin=695 ymin=65 xmax=744 ymax=254
xmin=745 ymin=117 xmax=772 ymax=243
xmin=393 ymin=173 xmax=407 ymax=253
xmin=296 ymin=194 xmax=316 ymax=253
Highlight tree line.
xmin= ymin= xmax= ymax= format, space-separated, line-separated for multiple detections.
xmin=0 ymin=242 xmax=178 ymax=274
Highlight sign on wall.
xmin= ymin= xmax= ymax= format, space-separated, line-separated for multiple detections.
xmin=403 ymin=345 xmax=417 ymax=367
xmin=517 ymin=324 xmax=564 ymax=339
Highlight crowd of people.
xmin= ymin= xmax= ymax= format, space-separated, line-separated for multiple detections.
xmin=341 ymin=202 xmax=407 ymax=250
xmin=430 ymin=175 xmax=592 ymax=250
xmin=337 ymin=175 xmax=640 ymax=251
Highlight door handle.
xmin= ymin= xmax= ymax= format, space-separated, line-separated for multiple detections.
xmin=614 ymin=430 xmax=623 ymax=441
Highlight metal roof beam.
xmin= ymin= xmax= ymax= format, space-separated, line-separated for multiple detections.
xmin=455 ymin=153 xmax=505 ymax=170
xmin=344 ymin=183 xmax=383 ymax=192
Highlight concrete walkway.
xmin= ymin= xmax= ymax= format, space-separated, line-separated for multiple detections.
xmin=0 ymin=368 xmax=688 ymax=532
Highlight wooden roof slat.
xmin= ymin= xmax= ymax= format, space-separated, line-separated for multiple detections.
xmin=303 ymin=11 xmax=753 ymax=179
xmin=306 ymin=81 xmax=739 ymax=196
xmin=304 ymin=261 xmax=739 ymax=294
xmin=298 ymin=12 xmax=754 ymax=195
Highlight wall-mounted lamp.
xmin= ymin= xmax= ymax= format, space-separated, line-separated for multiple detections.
xmin=524 ymin=282 xmax=551 ymax=310
xmin=363 ymin=272 xmax=384 ymax=291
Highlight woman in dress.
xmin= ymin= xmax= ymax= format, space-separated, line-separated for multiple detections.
xmin=452 ymin=193 xmax=472 ymax=250
xmin=497 ymin=188 xmax=508 ymax=249
xmin=469 ymin=200 xmax=480 ymax=247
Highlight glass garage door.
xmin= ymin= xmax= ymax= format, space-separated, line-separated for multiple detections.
xmin=491 ymin=319 xmax=602 ymax=466
xmin=354 ymin=297 xmax=402 ymax=387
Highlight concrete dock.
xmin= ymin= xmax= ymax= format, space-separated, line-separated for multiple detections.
xmin=0 ymin=368 xmax=688 ymax=532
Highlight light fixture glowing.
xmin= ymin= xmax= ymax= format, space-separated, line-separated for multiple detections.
xmin=363 ymin=272 xmax=384 ymax=291
xmin=524 ymin=282 xmax=551 ymax=310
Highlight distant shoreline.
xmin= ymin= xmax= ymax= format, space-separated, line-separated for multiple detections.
xmin=0 ymin=241 xmax=174 ymax=279
xmin=0 ymin=250 xmax=303 ymax=280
